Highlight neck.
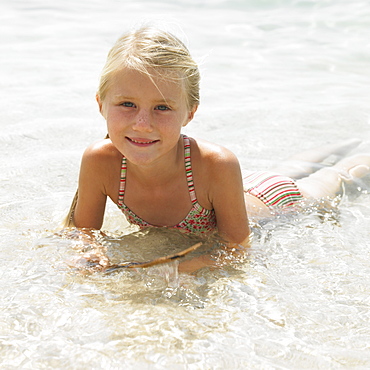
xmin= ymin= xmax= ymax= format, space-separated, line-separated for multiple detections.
xmin=126 ymin=137 xmax=184 ymax=188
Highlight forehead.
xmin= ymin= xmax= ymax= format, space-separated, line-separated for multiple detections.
xmin=107 ymin=68 xmax=186 ymax=101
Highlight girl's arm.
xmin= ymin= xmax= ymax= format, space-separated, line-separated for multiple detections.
xmin=73 ymin=141 xmax=113 ymax=229
xmin=179 ymin=144 xmax=250 ymax=273
xmin=208 ymin=147 xmax=250 ymax=246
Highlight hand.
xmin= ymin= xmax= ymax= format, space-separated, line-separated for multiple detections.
xmin=178 ymin=255 xmax=218 ymax=274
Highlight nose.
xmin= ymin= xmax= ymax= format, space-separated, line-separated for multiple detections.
xmin=132 ymin=109 xmax=153 ymax=132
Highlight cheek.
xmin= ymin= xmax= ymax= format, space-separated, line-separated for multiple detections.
xmin=106 ymin=109 xmax=131 ymax=127
xmin=105 ymin=113 xmax=124 ymax=139
xmin=159 ymin=110 xmax=188 ymax=127
xmin=156 ymin=116 xmax=183 ymax=135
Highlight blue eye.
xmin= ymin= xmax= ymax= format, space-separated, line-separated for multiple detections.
xmin=156 ymin=105 xmax=170 ymax=111
xmin=121 ymin=102 xmax=135 ymax=108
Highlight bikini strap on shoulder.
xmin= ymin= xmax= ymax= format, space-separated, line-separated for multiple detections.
xmin=118 ymin=156 xmax=127 ymax=205
xmin=183 ymin=135 xmax=197 ymax=204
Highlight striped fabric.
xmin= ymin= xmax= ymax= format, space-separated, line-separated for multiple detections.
xmin=243 ymin=171 xmax=303 ymax=208
xmin=184 ymin=136 xmax=197 ymax=205
xmin=117 ymin=135 xmax=217 ymax=233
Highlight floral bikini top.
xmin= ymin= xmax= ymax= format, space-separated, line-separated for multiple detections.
xmin=117 ymin=135 xmax=217 ymax=234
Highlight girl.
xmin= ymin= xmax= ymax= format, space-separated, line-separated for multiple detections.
xmin=65 ymin=27 xmax=370 ymax=272
xmin=69 ymin=27 xmax=250 ymax=245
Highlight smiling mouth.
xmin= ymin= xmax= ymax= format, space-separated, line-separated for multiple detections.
xmin=126 ymin=137 xmax=159 ymax=145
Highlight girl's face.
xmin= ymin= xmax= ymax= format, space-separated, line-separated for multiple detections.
xmin=98 ymin=68 xmax=197 ymax=167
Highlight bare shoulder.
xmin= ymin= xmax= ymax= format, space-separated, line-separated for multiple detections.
xmin=83 ymin=139 xmax=121 ymax=163
xmin=188 ymin=136 xmax=243 ymax=208
xmin=79 ymin=139 xmax=122 ymax=187
xmin=189 ymin=136 xmax=241 ymax=173
xmin=80 ymin=139 xmax=122 ymax=176
xmin=188 ymin=137 xmax=249 ymax=244
xmin=78 ymin=139 xmax=122 ymax=202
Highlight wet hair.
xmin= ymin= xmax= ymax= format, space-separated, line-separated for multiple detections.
xmin=97 ymin=27 xmax=200 ymax=109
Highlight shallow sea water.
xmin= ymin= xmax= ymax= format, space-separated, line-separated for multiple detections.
xmin=1 ymin=0 xmax=370 ymax=368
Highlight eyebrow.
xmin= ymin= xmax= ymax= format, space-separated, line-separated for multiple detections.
xmin=113 ymin=95 xmax=177 ymax=105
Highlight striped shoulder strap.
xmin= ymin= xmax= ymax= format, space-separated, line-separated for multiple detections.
xmin=118 ymin=156 xmax=127 ymax=205
xmin=183 ymin=135 xmax=197 ymax=204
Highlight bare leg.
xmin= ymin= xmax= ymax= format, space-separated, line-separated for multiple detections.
xmin=271 ymin=138 xmax=362 ymax=179
xmin=296 ymin=154 xmax=370 ymax=199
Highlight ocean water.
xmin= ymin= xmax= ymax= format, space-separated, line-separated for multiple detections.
xmin=1 ymin=0 xmax=370 ymax=368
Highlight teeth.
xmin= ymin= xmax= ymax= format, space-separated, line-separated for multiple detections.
xmin=130 ymin=138 xmax=155 ymax=144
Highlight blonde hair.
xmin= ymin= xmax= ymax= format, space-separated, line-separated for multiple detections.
xmin=97 ymin=27 xmax=200 ymax=109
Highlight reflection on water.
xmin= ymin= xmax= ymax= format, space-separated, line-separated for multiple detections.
xmin=1 ymin=0 xmax=370 ymax=368
xmin=2 ymin=189 xmax=369 ymax=368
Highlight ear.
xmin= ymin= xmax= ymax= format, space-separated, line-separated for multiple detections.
xmin=183 ymin=105 xmax=198 ymax=127
xmin=96 ymin=94 xmax=104 ymax=116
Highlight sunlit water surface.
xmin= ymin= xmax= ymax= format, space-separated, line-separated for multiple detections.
xmin=1 ymin=0 xmax=370 ymax=368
